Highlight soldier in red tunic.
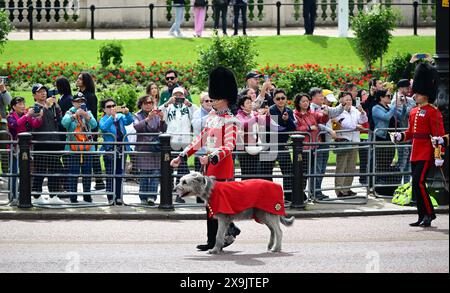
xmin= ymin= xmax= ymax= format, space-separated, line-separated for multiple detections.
xmin=170 ymin=66 xmax=241 ymax=251
xmin=393 ymin=63 xmax=445 ymax=227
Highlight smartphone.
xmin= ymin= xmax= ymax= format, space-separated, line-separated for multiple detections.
xmin=153 ymin=109 xmax=161 ymax=113
xmin=264 ymin=75 xmax=269 ymax=81
xmin=0 ymin=76 xmax=8 ymax=85
xmin=355 ymin=96 xmax=361 ymax=108
xmin=416 ymin=53 xmax=427 ymax=59
xmin=80 ymin=103 xmax=87 ymax=111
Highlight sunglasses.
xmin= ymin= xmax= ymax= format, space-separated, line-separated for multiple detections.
xmin=143 ymin=101 xmax=153 ymax=105
xmin=275 ymin=96 xmax=287 ymax=101
xmin=165 ymin=76 xmax=176 ymax=81
xmin=105 ymin=104 xmax=116 ymax=109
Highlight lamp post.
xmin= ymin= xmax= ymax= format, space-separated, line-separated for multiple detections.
xmin=432 ymin=0 xmax=449 ymax=204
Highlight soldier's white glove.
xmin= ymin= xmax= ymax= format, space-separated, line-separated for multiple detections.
xmin=431 ymin=136 xmax=444 ymax=148
xmin=435 ymin=159 xmax=444 ymax=167
xmin=390 ymin=132 xmax=402 ymax=143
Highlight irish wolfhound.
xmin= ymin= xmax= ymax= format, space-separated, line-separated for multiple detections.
xmin=174 ymin=172 xmax=294 ymax=254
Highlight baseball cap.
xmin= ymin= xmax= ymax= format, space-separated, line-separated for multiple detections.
xmin=322 ymin=89 xmax=337 ymax=103
xmin=245 ymin=71 xmax=261 ymax=80
xmin=10 ymin=97 xmax=25 ymax=108
xmin=172 ymin=86 xmax=185 ymax=96
xmin=31 ymin=83 xmax=48 ymax=94
xmin=73 ymin=92 xmax=86 ymax=101
xmin=396 ymin=79 xmax=410 ymax=88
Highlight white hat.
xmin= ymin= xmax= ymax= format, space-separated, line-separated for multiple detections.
xmin=172 ymin=86 xmax=185 ymax=96
xmin=325 ymin=93 xmax=337 ymax=103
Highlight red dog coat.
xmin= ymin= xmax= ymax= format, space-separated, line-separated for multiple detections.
xmin=207 ymin=179 xmax=286 ymax=220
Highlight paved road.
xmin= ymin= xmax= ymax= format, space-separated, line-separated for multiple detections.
xmin=8 ymin=26 xmax=435 ymax=40
xmin=0 ymin=214 xmax=447 ymax=273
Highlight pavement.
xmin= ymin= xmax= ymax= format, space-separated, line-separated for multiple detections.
xmin=8 ymin=26 xmax=435 ymax=40
xmin=0 ymin=192 xmax=448 ymax=220
xmin=1 ymin=215 xmax=448 ymax=273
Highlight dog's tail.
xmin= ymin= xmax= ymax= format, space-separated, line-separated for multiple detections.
xmin=280 ymin=216 xmax=295 ymax=226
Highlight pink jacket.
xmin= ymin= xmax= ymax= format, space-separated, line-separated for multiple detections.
xmin=294 ymin=109 xmax=329 ymax=149
xmin=7 ymin=111 xmax=43 ymax=141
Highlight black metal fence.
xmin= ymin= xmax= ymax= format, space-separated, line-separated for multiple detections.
xmin=1 ymin=1 xmax=435 ymax=40
xmin=1 ymin=128 xmax=431 ymax=210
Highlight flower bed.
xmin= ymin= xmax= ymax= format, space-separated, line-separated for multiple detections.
xmin=1 ymin=61 xmax=387 ymax=102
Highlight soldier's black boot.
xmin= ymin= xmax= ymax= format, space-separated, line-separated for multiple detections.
xmin=197 ymin=217 xmax=218 ymax=251
xmin=410 ymin=215 xmax=424 ymax=227
xmin=419 ymin=214 xmax=436 ymax=227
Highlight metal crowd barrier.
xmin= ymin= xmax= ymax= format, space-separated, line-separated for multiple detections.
xmin=0 ymin=130 xmax=14 ymax=206
xmin=308 ymin=129 xmax=371 ymax=205
xmin=372 ymin=128 xmax=411 ymax=199
xmin=122 ymin=132 xmax=162 ymax=208
xmin=10 ymin=127 xmax=417 ymax=210
xmin=24 ymin=131 xmax=117 ymax=208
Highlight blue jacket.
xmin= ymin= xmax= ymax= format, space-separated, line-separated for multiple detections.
xmin=61 ymin=106 xmax=98 ymax=151
xmin=269 ymin=105 xmax=296 ymax=146
xmin=99 ymin=112 xmax=134 ymax=151
xmin=372 ymin=103 xmax=406 ymax=139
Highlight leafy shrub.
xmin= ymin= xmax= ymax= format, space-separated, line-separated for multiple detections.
xmin=275 ymin=67 xmax=332 ymax=99
xmin=351 ymin=4 xmax=400 ymax=72
xmin=98 ymin=42 xmax=124 ymax=68
xmin=0 ymin=9 xmax=14 ymax=54
xmin=194 ymin=31 xmax=258 ymax=89
xmin=384 ymin=52 xmax=413 ymax=82
xmin=97 ymin=84 xmax=144 ymax=113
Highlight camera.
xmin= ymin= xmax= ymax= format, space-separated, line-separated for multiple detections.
xmin=80 ymin=103 xmax=87 ymax=111
xmin=33 ymin=104 xmax=43 ymax=114
xmin=47 ymin=89 xmax=59 ymax=97
xmin=0 ymin=76 xmax=8 ymax=85
xmin=416 ymin=53 xmax=427 ymax=59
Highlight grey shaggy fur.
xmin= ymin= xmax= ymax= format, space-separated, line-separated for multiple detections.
xmin=174 ymin=172 xmax=295 ymax=254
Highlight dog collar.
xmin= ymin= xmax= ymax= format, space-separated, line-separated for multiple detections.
xmin=205 ymin=177 xmax=215 ymax=194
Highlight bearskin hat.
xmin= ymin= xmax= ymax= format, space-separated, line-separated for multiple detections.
xmin=208 ymin=66 xmax=238 ymax=105
xmin=412 ymin=63 xmax=439 ymax=103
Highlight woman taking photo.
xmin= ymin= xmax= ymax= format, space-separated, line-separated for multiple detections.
xmin=76 ymin=72 xmax=105 ymax=190
xmin=293 ymin=93 xmax=328 ymax=199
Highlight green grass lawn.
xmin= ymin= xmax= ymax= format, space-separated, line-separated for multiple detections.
xmin=1 ymin=35 xmax=435 ymax=68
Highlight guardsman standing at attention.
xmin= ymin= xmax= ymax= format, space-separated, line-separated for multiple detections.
xmin=393 ymin=63 xmax=445 ymax=227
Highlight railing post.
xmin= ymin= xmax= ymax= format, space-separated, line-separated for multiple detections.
xmin=18 ymin=133 xmax=32 ymax=208
xmin=413 ymin=1 xmax=418 ymax=36
xmin=291 ymin=135 xmax=306 ymax=209
xmin=276 ymin=1 xmax=281 ymax=36
xmin=28 ymin=5 xmax=33 ymax=40
xmin=90 ymin=5 xmax=95 ymax=40
xmin=149 ymin=3 xmax=154 ymax=38
xmin=158 ymin=134 xmax=174 ymax=211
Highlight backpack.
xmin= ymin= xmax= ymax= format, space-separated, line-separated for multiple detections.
xmin=70 ymin=116 xmax=92 ymax=151
xmin=392 ymin=182 xmax=439 ymax=207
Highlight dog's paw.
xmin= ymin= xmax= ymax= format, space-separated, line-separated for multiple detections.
xmin=208 ymin=248 xmax=221 ymax=254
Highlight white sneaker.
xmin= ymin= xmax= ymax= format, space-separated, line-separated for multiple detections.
xmin=48 ymin=196 xmax=65 ymax=205
xmin=169 ymin=30 xmax=177 ymax=37
xmin=177 ymin=32 xmax=186 ymax=38
xmin=140 ymin=199 xmax=147 ymax=205
xmin=108 ymin=200 xmax=114 ymax=205
xmin=33 ymin=196 xmax=48 ymax=205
